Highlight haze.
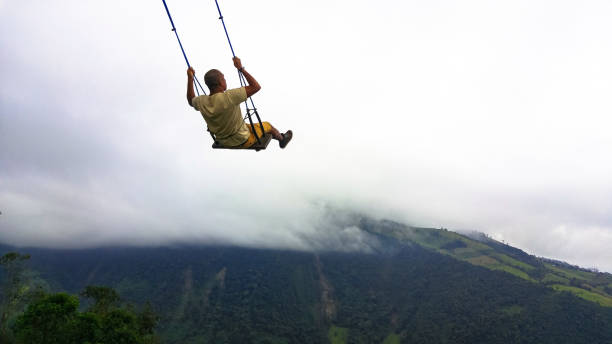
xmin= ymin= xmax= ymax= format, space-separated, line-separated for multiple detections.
xmin=1 ymin=0 xmax=611 ymax=272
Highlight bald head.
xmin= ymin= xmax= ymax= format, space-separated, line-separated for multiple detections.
xmin=204 ymin=69 xmax=224 ymax=92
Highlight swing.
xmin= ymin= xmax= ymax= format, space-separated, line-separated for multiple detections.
xmin=162 ymin=0 xmax=272 ymax=151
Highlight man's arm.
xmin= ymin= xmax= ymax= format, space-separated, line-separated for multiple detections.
xmin=187 ymin=67 xmax=195 ymax=106
xmin=233 ymin=57 xmax=261 ymax=98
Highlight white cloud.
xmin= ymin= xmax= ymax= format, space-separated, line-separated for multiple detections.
xmin=2 ymin=0 xmax=612 ymax=272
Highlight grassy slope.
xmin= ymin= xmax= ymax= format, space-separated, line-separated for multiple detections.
xmin=365 ymin=221 xmax=612 ymax=308
xmin=382 ymin=333 xmax=401 ymax=344
xmin=328 ymin=325 xmax=348 ymax=344
xmin=327 ymin=325 xmax=399 ymax=344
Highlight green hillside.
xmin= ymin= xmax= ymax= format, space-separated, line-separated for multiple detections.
xmin=359 ymin=217 xmax=612 ymax=307
xmin=2 ymin=217 xmax=612 ymax=343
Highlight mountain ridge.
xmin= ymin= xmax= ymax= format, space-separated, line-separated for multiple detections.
xmin=2 ymin=215 xmax=611 ymax=307
xmin=354 ymin=217 xmax=612 ymax=307
xmin=2 ymin=217 xmax=612 ymax=343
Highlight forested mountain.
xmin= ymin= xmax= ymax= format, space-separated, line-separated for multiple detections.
xmin=357 ymin=218 xmax=612 ymax=307
xmin=2 ymin=217 xmax=612 ymax=343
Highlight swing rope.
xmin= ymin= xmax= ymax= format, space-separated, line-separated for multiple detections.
xmin=161 ymin=0 xmax=268 ymax=147
xmin=161 ymin=0 xmax=206 ymax=96
xmin=213 ymin=0 xmax=266 ymax=144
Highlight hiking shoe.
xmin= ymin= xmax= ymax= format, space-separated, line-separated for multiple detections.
xmin=279 ymin=130 xmax=293 ymax=149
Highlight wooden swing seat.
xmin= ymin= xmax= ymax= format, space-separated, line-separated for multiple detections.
xmin=211 ymin=133 xmax=272 ymax=152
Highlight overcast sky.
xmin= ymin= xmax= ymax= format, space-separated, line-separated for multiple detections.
xmin=1 ymin=0 xmax=612 ymax=271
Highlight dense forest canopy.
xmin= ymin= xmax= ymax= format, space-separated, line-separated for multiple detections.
xmin=1 ymin=219 xmax=612 ymax=343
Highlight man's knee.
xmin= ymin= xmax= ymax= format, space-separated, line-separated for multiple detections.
xmin=262 ymin=122 xmax=275 ymax=133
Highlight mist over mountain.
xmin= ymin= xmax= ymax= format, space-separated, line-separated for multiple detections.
xmin=2 ymin=216 xmax=612 ymax=343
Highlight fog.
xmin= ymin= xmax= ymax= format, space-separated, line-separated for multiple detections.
xmin=1 ymin=0 xmax=612 ymax=272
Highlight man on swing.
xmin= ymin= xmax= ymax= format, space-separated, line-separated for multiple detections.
xmin=187 ymin=57 xmax=292 ymax=149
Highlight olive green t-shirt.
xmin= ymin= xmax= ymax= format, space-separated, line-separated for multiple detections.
xmin=191 ymin=87 xmax=249 ymax=147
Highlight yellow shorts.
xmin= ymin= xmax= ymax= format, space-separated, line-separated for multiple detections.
xmin=240 ymin=121 xmax=273 ymax=148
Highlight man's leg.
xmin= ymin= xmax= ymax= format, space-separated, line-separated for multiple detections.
xmin=263 ymin=122 xmax=292 ymax=148
xmin=246 ymin=122 xmax=292 ymax=148
xmin=265 ymin=123 xmax=283 ymax=141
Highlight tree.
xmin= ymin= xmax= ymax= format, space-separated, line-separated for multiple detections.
xmin=12 ymin=293 xmax=82 ymax=344
xmin=0 ymin=252 xmax=40 ymax=343
xmin=13 ymin=286 xmax=160 ymax=344
xmin=81 ymin=285 xmax=120 ymax=314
